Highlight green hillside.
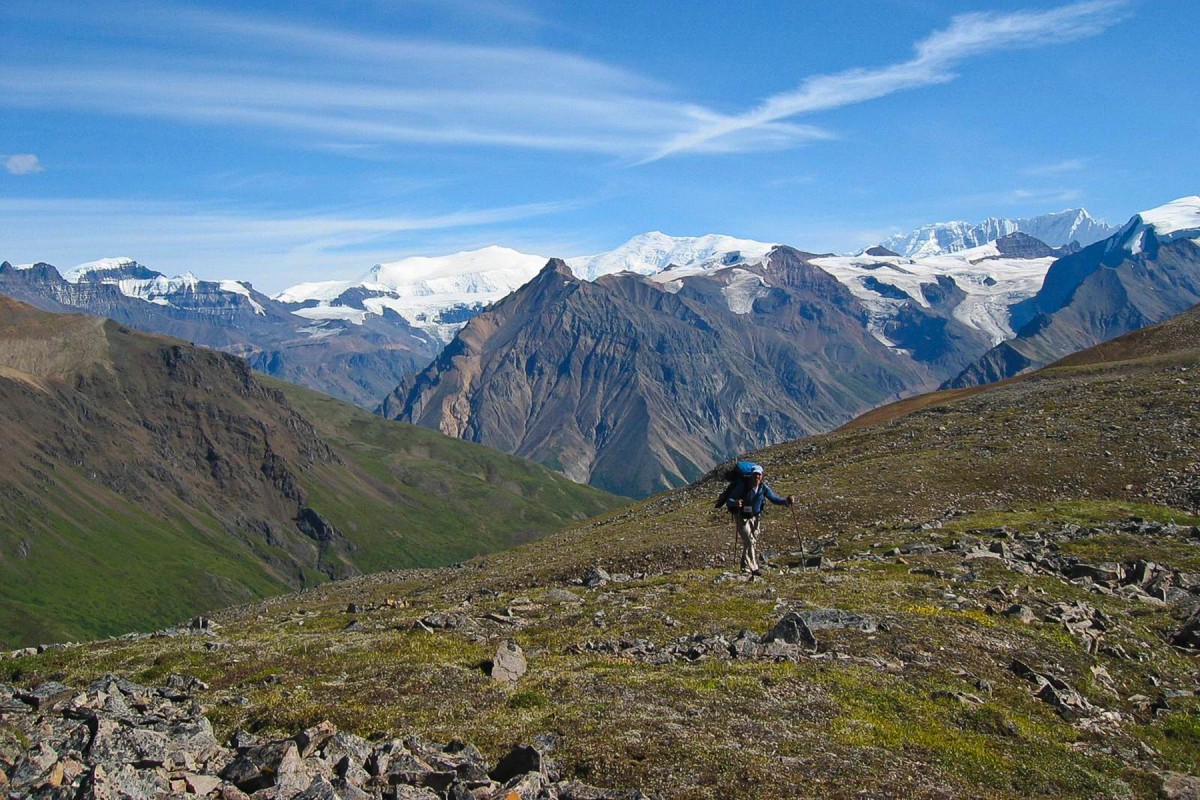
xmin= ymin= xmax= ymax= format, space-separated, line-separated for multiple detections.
xmin=268 ymin=376 xmax=625 ymax=572
xmin=0 ymin=298 xmax=626 ymax=648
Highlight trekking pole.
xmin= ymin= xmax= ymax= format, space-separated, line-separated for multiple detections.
xmin=732 ymin=512 xmax=739 ymax=565
xmin=788 ymin=501 xmax=803 ymax=551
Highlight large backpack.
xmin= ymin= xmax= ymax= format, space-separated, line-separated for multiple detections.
xmin=713 ymin=460 xmax=759 ymax=509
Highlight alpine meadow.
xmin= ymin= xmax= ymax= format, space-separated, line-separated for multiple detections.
xmin=1 ymin=2 xmax=1198 ymax=799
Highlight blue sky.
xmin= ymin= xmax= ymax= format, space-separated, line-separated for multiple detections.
xmin=1 ymin=0 xmax=1196 ymax=293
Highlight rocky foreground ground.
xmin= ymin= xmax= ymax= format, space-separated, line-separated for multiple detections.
xmin=0 ymin=672 xmax=644 ymax=799
xmin=4 ymin=513 xmax=1199 ymax=799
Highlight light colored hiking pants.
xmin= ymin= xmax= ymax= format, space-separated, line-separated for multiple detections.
xmin=735 ymin=514 xmax=761 ymax=573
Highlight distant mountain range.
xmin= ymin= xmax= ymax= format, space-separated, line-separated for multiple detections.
xmin=0 ymin=258 xmax=437 ymax=408
xmin=948 ymin=196 xmax=1200 ymax=387
xmin=381 ymin=245 xmax=1007 ymax=496
xmin=877 ymin=207 xmax=1119 ymax=258
xmin=380 ymin=197 xmax=1200 ymax=496
xmin=4 ymin=198 xmax=1196 ymax=498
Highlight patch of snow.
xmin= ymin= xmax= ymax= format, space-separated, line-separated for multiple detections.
xmin=721 ymin=269 xmax=772 ymax=315
xmin=568 ymin=232 xmax=776 ymax=280
xmin=63 ymin=257 xmax=138 ymax=283
xmin=275 ymin=280 xmax=357 ymax=303
xmin=219 ymin=280 xmax=265 ymax=314
xmin=811 ymin=250 xmax=1055 ymax=345
xmin=298 ymin=323 xmax=342 ymax=340
xmin=290 ymin=305 xmax=370 ymax=325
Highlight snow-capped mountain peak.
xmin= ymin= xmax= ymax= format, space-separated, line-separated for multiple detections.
xmin=1110 ymin=196 xmax=1200 ymax=255
xmin=275 ymin=235 xmax=777 ymax=344
xmin=59 ymin=258 xmax=266 ymax=314
xmin=567 ymin=232 xmax=777 ymax=281
xmin=63 ymin=257 xmax=145 ymax=283
xmin=878 ymin=208 xmax=1118 ymax=258
xmin=1138 ymin=195 xmax=1200 ymax=236
xmin=363 ymin=245 xmax=548 ymax=296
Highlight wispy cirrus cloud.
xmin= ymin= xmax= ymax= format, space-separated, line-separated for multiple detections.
xmin=641 ymin=0 xmax=1129 ymax=163
xmin=1022 ymin=158 xmax=1090 ymax=176
xmin=0 ymin=5 xmax=827 ymax=159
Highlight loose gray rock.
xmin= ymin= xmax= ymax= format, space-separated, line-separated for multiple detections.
xmin=763 ymin=612 xmax=817 ymax=648
xmin=1002 ymin=604 xmax=1037 ymax=624
xmin=491 ymin=639 xmax=528 ymax=683
xmin=1171 ymin=609 xmax=1200 ymax=650
xmin=795 ymin=608 xmax=878 ymax=633
xmin=584 ymin=566 xmax=611 ymax=588
xmin=490 ymin=744 xmax=546 ymax=784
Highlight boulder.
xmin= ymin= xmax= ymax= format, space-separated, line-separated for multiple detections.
xmin=1066 ymin=562 xmax=1124 ymax=584
xmin=584 ymin=567 xmax=611 ymax=588
xmin=490 ymin=744 xmax=547 ymax=784
xmin=1171 ymin=609 xmax=1200 ymax=650
xmin=543 ymin=589 xmax=583 ymax=604
xmin=16 ymin=681 xmax=74 ymax=710
xmin=1002 ymin=605 xmax=1037 ymax=624
xmin=763 ymin=612 xmax=817 ymax=648
xmin=491 ymin=640 xmax=528 ymax=683
xmin=795 ymin=608 xmax=878 ymax=633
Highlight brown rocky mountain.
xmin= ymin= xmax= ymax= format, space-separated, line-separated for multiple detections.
xmin=0 ymin=297 xmax=621 ymax=647
xmin=381 ymin=249 xmax=984 ymax=497
xmin=0 ymin=260 xmax=437 ymax=408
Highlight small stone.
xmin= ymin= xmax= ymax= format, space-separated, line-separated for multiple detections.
xmin=295 ymin=720 xmax=337 ymax=758
xmin=491 ymin=640 xmax=528 ymax=683
xmin=184 ymin=772 xmax=223 ymax=795
xmin=1002 ymin=604 xmax=1037 ymax=624
xmin=583 ymin=567 xmax=610 ymax=588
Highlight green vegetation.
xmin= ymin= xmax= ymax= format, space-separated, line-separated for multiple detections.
xmin=272 ymin=377 xmax=624 ymax=572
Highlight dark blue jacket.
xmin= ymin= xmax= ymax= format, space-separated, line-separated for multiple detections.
xmin=726 ymin=478 xmax=788 ymax=516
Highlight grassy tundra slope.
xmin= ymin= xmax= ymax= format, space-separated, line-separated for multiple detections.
xmin=4 ymin=305 xmax=1200 ymax=798
xmin=0 ymin=297 xmax=624 ymax=648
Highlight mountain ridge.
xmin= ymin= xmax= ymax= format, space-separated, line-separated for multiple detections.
xmin=0 ymin=296 xmax=624 ymax=648
xmin=878 ymin=207 xmax=1118 ymax=258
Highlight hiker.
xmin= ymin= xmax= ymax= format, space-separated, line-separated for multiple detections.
xmin=725 ymin=465 xmax=794 ymax=577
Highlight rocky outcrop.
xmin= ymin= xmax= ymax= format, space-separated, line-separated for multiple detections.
xmin=0 ymin=676 xmax=643 ymax=799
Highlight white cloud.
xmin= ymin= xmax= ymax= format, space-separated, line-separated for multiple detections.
xmin=642 ymin=0 xmax=1129 ymax=163
xmin=1022 ymin=158 xmax=1089 ymax=176
xmin=0 ymin=6 xmax=830 ymax=158
xmin=3 ymin=154 xmax=44 ymax=175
